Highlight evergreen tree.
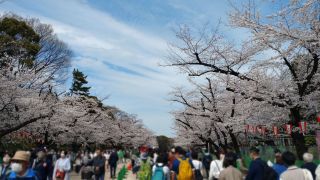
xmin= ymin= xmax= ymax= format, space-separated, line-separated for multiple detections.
xmin=70 ymin=68 xmax=91 ymax=96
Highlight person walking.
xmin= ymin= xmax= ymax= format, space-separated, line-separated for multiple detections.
xmin=301 ymin=152 xmax=317 ymax=179
xmin=168 ymin=149 xmax=176 ymax=170
xmin=32 ymin=149 xmax=52 ymax=180
xmin=7 ymin=151 xmax=39 ymax=180
xmin=315 ymin=164 xmax=320 ymax=180
xmin=104 ymin=151 xmax=110 ymax=169
xmin=202 ymin=149 xmax=212 ymax=179
xmin=74 ymin=153 xmax=82 ymax=174
xmin=219 ymin=152 xmax=243 ymax=180
xmin=46 ymin=150 xmax=55 ymax=180
xmin=108 ymin=150 xmax=118 ymax=179
xmin=171 ymin=146 xmax=194 ymax=180
xmin=245 ymin=147 xmax=266 ymax=180
xmin=80 ymin=158 xmax=94 ymax=180
xmin=117 ymin=150 xmax=124 ymax=164
xmin=0 ymin=154 xmax=11 ymax=180
xmin=272 ymin=151 xmax=287 ymax=179
xmin=53 ymin=151 xmax=71 ymax=180
xmin=152 ymin=153 xmax=170 ymax=180
xmin=209 ymin=150 xmax=224 ymax=180
xmin=152 ymin=150 xmax=159 ymax=165
xmin=280 ymin=151 xmax=313 ymax=180
xmin=191 ymin=151 xmax=204 ymax=180
xmin=92 ymin=149 xmax=105 ymax=180
xmin=137 ymin=153 xmax=152 ymax=180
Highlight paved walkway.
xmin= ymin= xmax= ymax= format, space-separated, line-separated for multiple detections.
xmin=70 ymin=163 xmax=136 ymax=180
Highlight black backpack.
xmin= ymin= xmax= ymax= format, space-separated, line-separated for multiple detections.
xmin=194 ymin=162 xmax=203 ymax=180
xmin=261 ymin=162 xmax=278 ymax=180
xmin=194 ymin=169 xmax=203 ymax=180
xmin=202 ymin=155 xmax=212 ymax=169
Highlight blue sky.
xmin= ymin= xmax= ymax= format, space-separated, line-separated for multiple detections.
xmin=0 ymin=0 xmax=237 ymax=136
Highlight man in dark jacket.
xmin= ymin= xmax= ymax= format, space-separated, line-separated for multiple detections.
xmin=32 ymin=150 xmax=52 ymax=180
xmin=246 ymin=147 xmax=266 ymax=180
xmin=108 ymin=150 xmax=118 ymax=179
xmin=92 ymin=149 xmax=106 ymax=180
xmin=301 ymin=152 xmax=317 ymax=179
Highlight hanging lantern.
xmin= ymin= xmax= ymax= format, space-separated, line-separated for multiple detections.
xmin=245 ymin=125 xmax=249 ymax=133
xmin=285 ymin=124 xmax=293 ymax=135
xmin=251 ymin=125 xmax=256 ymax=134
xmin=299 ymin=121 xmax=307 ymax=134
xmin=273 ymin=126 xmax=279 ymax=136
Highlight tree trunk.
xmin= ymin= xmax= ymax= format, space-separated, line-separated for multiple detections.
xmin=221 ymin=131 xmax=228 ymax=147
xmin=213 ymin=126 xmax=223 ymax=147
xmin=291 ymin=132 xmax=306 ymax=160
xmin=208 ymin=139 xmax=219 ymax=156
xmin=290 ymin=107 xmax=307 ymax=160
xmin=44 ymin=130 xmax=49 ymax=145
xmin=229 ymin=131 xmax=240 ymax=155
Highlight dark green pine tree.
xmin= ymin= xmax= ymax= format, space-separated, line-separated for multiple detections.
xmin=70 ymin=68 xmax=91 ymax=96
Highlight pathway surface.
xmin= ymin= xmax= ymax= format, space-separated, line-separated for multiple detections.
xmin=70 ymin=162 xmax=136 ymax=180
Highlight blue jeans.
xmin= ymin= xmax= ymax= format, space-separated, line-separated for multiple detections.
xmin=95 ymin=173 xmax=104 ymax=180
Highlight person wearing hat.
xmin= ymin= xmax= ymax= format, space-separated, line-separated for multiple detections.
xmin=7 ymin=150 xmax=39 ymax=180
xmin=137 ymin=153 xmax=152 ymax=180
xmin=0 ymin=154 xmax=11 ymax=180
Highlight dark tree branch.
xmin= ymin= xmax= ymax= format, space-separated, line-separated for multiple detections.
xmin=193 ymin=52 xmax=254 ymax=81
xmin=0 ymin=113 xmax=51 ymax=138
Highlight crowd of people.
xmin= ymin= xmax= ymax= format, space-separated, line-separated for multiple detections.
xmin=131 ymin=146 xmax=320 ymax=180
xmin=0 ymin=148 xmax=129 ymax=180
xmin=1 ymin=146 xmax=320 ymax=180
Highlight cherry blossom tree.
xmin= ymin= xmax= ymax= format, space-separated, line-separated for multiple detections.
xmin=168 ymin=0 xmax=320 ymax=158
xmin=0 ymin=14 xmax=71 ymax=139
xmin=23 ymin=95 xmax=155 ymax=148
xmin=0 ymin=14 xmax=154 ymax=148
xmin=171 ymin=78 xmax=250 ymax=154
xmin=0 ymin=55 xmax=57 ymax=139
xmin=105 ymin=108 xmax=156 ymax=148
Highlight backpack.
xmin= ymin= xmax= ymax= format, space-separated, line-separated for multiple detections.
xmin=152 ymin=165 xmax=165 ymax=180
xmin=81 ymin=166 xmax=94 ymax=180
xmin=138 ymin=161 xmax=152 ymax=180
xmin=194 ymin=161 xmax=203 ymax=180
xmin=202 ymin=155 xmax=212 ymax=169
xmin=177 ymin=158 xmax=193 ymax=180
xmin=261 ymin=162 xmax=277 ymax=180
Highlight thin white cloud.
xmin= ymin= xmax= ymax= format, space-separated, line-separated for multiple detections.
xmin=0 ymin=0 xmax=191 ymax=135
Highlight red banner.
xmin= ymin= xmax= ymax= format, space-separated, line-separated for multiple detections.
xmin=273 ymin=126 xmax=279 ymax=136
xmin=299 ymin=121 xmax=307 ymax=134
xmin=285 ymin=124 xmax=293 ymax=135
